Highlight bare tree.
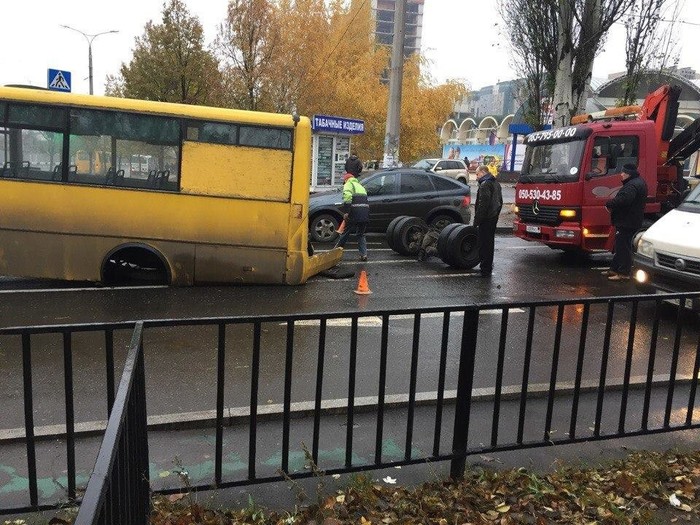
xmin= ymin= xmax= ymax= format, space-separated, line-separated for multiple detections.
xmin=498 ymin=0 xmax=558 ymax=129
xmin=551 ymin=0 xmax=636 ymax=127
xmin=620 ymin=0 xmax=682 ymax=105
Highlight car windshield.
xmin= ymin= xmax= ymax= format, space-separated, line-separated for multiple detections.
xmin=520 ymin=139 xmax=586 ymax=183
xmin=679 ymin=182 xmax=700 ymax=209
xmin=412 ymin=159 xmax=436 ymax=170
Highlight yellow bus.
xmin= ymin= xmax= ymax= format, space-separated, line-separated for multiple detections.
xmin=0 ymin=86 xmax=341 ymax=285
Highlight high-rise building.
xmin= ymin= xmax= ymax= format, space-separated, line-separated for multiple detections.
xmin=371 ymin=0 xmax=425 ymax=56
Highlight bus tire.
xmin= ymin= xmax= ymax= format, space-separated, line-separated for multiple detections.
xmin=392 ymin=216 xmax=428 ymax=256
xmin=437 ymin=223 xmax=463 ymax=260
xmin=309 ymin=213 xmax=341 ymax=243
xmin=386 ymin=215 xmax=409 ymax=251
xmin=441 ymin=225 xmax=480 ymax=269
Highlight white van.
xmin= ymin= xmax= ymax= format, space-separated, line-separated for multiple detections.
xmin=633 ymin=181 xmax=700 ymax=306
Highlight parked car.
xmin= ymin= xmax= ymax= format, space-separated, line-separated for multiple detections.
xmin=411 ymin=158 xmax=469 ymax=183
xmin=308 ymin=169 xmax=472 ymax=242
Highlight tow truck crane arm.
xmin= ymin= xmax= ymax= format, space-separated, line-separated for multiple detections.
xmin=638 ymin=84 xmax=681 ymax=166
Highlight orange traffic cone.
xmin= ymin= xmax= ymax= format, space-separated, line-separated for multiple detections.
xmin=354 ymin=270 xmax=372 ymax=295
xmin=337 ymin=219 xmax=346 ymax=234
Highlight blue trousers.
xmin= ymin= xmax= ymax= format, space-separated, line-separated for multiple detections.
xmin=335 ymin=222 xmax=367 ymax=257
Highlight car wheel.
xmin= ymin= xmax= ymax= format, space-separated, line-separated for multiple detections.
xmin=310 ymin=213 xmax=341 ymax=242
xmin=429 ymin=213 xmax=459 ymax=231
xmin=386 ymin=215 xmax=409 ymax=251
xmin=436 ymin=223 xmax=463 ymax=259
xmin=392 ymin=216 xmax=428 ymax=256
xmin=439 ymin=225 xmax=480 ymax=269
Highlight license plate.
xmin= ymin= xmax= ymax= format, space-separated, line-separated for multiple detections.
xmin=526 ymin=225 xmax=541 ymax=234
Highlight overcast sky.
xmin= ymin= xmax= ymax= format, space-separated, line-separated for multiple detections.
xmin=3 ymin=1 xmax=700 ymax=95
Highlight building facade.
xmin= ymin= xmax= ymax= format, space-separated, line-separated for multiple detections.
xmin=371 ymin=0 xmax=425 ymax=56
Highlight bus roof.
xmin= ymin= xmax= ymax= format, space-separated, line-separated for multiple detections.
xmin=0 ymin=85 xmax=303 ymax=129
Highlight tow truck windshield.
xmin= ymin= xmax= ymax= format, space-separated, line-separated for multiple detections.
xmin=520 ymin=139 xmax=586 ymax=183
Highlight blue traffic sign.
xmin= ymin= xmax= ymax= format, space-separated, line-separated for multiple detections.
xmin=47 ymin=69 xmax=71 ymax=92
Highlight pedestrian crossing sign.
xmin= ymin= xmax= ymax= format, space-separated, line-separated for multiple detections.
xmin=47 ymin=69 xmax=71 ymax=92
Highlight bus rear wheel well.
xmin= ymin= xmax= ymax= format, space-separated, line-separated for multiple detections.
xmin=101 ymin=244 xmax=171 ymax=286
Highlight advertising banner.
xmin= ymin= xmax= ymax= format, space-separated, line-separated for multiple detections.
xmin=442 ymin=144 xmax=506 ymax=172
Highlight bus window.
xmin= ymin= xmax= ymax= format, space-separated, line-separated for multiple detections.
xmin=69 ymin=108 xmax=179 ymax=189
xmin=0 ymin=103 xmax=65 ymax=181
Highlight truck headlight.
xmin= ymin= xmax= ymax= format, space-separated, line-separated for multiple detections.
xmin=637 ymin=239 xmax=654 ymax=258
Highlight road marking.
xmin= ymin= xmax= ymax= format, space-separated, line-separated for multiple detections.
xmin=0 ymin=284 xmax=167 ymax=294
xmin=288 ymin=309 xmax=524 ymax=327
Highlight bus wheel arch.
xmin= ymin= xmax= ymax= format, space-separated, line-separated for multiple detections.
xmin=101 ymin=243 xmax=171 ymax=286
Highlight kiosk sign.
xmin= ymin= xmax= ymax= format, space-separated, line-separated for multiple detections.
xmin=312 ymin=114 xmax=364 ymax=135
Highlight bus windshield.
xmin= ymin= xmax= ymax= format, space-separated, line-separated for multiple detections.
xmin=520 ymin=139 xmax=586 ymax=183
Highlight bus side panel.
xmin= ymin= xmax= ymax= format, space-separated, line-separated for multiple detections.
xmin=0 ymin=229 xmax=194 ymax=284
xmin=180 ymin=142 xmax=292 ymax=202
xmin=194 ymin=245 xmax=288 ymax=284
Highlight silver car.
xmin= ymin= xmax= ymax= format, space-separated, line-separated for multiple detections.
xmin=412 ymin=158 xmax=470 ymax=183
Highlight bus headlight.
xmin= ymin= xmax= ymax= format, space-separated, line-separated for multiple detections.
xmin=559 ymin=209 xmax=577 ymax=219
xmin=637 ymin=240 xmax=654 ymax=258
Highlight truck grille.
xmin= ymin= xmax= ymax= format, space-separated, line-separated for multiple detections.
xmin=656 ymin=251 xmax=700 ymax=276
xmin=518 ymin=205 xmax=561 ymax=225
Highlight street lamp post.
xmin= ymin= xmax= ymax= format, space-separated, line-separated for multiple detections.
xmin=61 ymin=25 xmax=118 ymax=95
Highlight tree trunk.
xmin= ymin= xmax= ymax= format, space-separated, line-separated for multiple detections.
xmin=552 ymin=0 xmax=574 ymax=128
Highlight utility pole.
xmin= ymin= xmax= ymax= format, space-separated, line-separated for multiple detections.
xmin=61 ymin=25 xmax=119 ymax=95
xmin=382 ymin=0 xmax=406 ymax=168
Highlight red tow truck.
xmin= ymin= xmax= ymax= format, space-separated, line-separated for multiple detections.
xmin=513 ymin=85 xmax=698 ymax=253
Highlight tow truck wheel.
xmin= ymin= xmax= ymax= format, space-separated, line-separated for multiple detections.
xmin=392 ymin=216 xmax=428 ymax=256
xmin=437 ymin=223 xmax=463 ymax=260
xmin=441 ymin=225 xmax=480 ymax=269
xmin=386 ymin=215 xmax=410 ymax=251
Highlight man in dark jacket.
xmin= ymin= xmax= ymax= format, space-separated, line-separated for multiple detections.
xmin=335 ymin=172 xmax=370 ymax=261
xmin=344 ymin=151 xmax=363 ymax=178
xmin=474 ymin=165 xmax=503 ymax=277
xmin=604 ymin=163 xmax=648 ymax=281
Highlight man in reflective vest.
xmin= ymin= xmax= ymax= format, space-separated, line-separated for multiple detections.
xmin=335 ymin=172 xmax=370 ymax=261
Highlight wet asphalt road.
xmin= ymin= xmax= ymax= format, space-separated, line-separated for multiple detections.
xmin=0 ymin=233 xmax=623 ymax=327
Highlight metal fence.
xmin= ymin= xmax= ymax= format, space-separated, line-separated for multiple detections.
xmin=73 ymin=322 xmax=150 ymax=525
xmin=1 ymin=291 xmax=699 ymax=518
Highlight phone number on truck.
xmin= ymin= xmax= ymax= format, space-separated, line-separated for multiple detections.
xmin=517 ymin=189 xmax=562 ymax=201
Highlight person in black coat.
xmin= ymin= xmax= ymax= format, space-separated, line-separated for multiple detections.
xmin=473 ymin=165 xmax=503 ymax=277
xmin=604 ymin=163 xmax=648 ymax=281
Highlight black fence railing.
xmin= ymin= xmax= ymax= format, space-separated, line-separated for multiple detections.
xmin=1 ymin=292 xmax=699 ymax=517
xmin=74 ymin=321 xmax=150 ymax=525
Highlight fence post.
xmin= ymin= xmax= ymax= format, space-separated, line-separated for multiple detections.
xmin=450 ymin=306 xmax=480 ymax=479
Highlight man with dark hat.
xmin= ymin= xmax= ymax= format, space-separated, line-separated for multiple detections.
xmin=335 ymin=171 xmax=369 ymax=261
xmin=603 ymin=163 xmax=648 ymax=281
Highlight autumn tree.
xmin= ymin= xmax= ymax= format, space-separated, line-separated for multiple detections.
xmin=105 ymin=0 xmax=221 ymax=105
xmin=619 ymin=0 xmax=681 ymax=105
xmin=214 ymin=0 xmax=279 ymax=111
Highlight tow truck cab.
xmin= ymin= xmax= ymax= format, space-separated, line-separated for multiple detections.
xmin=513 ymin=120 xmax=662 ymax=252
xmin=514 ymin=84 xmax=697 ymax=254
